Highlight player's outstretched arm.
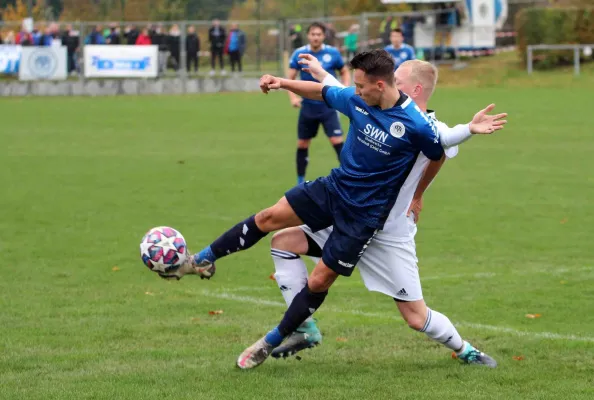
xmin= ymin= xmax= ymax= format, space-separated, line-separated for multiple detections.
xmin=440 ymin=104 xmax=508 ymax=148
xmin=260 ymin=74 xmax=324 ymax=102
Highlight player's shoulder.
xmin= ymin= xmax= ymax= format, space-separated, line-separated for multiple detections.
xmin=291 ymin=45 xmax=309 ymax=57
xmin=401 ymin=97 xmax=437 ymax=134
xmin=325 ymin=45 xmax=341 ymax=54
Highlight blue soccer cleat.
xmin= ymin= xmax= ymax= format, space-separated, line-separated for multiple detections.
xmin=271 ymin=320 xmax=322 ymax=359
xmin=454 ymin=341 xmax=497 ymax=368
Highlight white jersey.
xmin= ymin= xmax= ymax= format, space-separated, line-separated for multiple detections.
xmin=379 ymin=113 xmax=458 ymax=242
xmin=319 ymin=73 xmax=469 ymax=242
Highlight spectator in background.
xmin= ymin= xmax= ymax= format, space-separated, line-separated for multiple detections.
xmin=62 ymin=25 xmax=79 ymax=74
xmin=16 ymin=23 xmax=32 ymax=46
xmin=31 ymin=25 xmax=42 ymax=45
xmin=384 ymin=28 xmax=415 ymax=70
xmin=4 ymin=31 xmax=16 ymax=44
xmin=208 ymin=19 xmax=226 ymax=76
xmin=289 ymin=24 xmax=303 ymax=50
xmin=344 ymin=24 xmax=358 ymax=60
xmin=85 ymin=26 xmax=106 ymax=45
xmin=125 ymin=25 xmax=139 ymax=45
xmin=380 ymin=16 xmax=398 ymax=46
xmin=41 ymin=24 xmax=61 ymax=46
xmin=324 ymin=22 xmax=336 ymax=46
xmin=186 ymin=26 xmax=200 ymax=74
xmin=107 ymin=24 xmax=121 ymax=45
xmin=225 ymin=23 xmax=246 ymax=75
xmin=150 ymin=24 xmax=169 ymax=74
xmin=168 ymin=25 xmax=181 ymax=71
xmin=136 ymin=28 xmax=152 ymax=45
xmin=401 ymin=16 xmax=415 ymax=45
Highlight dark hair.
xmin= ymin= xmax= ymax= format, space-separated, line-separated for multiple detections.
xmin=349 ymin=49 xmax=395 ymax=84
xmin=391 ymin=28 xmax=403 ymax=34
xmin=307 ymin=22 xmax=326 ymax=34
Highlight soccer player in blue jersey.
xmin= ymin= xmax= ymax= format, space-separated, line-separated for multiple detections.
xmin=288 ymin=22 xmax=350 ymax=184
xmin=159 ymin=50 xmax=501 ymax=369
xmin=384 ymin=29 xmax=416 ymax=70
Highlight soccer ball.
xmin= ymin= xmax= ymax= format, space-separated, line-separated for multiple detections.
xmin=140 ymin=226 xmax=188 ymax=273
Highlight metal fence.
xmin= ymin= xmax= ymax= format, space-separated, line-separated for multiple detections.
xmin=1 ymin=10 xmax=504 ymax=82
xmin=527 ymin=44 xmax=594 ymax=76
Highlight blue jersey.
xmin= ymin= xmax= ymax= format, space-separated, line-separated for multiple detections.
xmin=322 ymin=86 xmax=444 ymax=228
xmin=384 ymin=44 xmax=416 ymax=69
xmin=289 ymin=45 xmax=345 ymax=106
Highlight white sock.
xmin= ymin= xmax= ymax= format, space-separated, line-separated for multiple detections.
xmin=420 ymin=308 xmax=464 ymax=352
xmin=271 ymin=249 xmax=313 ymax=324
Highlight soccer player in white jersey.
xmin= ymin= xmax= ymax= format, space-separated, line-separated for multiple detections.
xmin=268 ymin=55 xmax=500 ymax=367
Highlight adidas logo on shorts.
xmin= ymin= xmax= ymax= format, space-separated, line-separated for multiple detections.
xmin=397 ymin=288 xmax=408 ymax=297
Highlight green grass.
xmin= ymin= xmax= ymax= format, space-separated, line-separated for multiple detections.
xmin=1 ymin=76 xmax=594 ymax=399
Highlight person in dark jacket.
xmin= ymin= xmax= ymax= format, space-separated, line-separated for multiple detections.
xmin=107 ymin=24 xmax=121 ymax=45
xmin=168 ymin=24 xmax=181 ymax=70
xmin=125 ymin=25 xmax=139 ymax=45
xmin=208 ymin=19 xmax=226 ymax=76
xmin=225 ymin=23 xmax=246 ymax=75
xmin=62 ymin=25 xmax=79 ymax=74
xmin=186 ymin=26 xmax=200 ymax=74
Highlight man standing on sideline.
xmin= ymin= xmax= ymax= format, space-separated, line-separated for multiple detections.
xmin=209 ymin=19 xmax=226 ymax=76
xmin=225 ymin=23 xmax=246 ymax=76
xmin=186 ymin=26 xmax=200 ymax=74
xmin=287 ymin=22 xmax=350 ymax=184
xmin=385 ymin=28 xmax=416 ymax=70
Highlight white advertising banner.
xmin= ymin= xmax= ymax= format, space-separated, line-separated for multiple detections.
xmin=84 ymin=45 xmax=158 ymax=78
xmin=19 ymin=46 xmax=67 ymax=81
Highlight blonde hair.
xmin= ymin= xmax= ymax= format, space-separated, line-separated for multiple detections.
xmin=400 ymin=60 xmax=438 ymax=98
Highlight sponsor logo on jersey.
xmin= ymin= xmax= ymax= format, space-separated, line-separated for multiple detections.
xmin=363 ymin=124 xmax=389 ymax=143
xmin=390 ymin=122 xmax=406 ymax=138
xmin=355 ymin=106 xmax=369 ymax=116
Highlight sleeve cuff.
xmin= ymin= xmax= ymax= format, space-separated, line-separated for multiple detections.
xmin=321 ymin=74 xmax=344 ymax=88
xmin=322 ymin=85 xmax=331 ymax=107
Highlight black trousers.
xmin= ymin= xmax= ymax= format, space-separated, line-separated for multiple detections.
xmin=187 ymin=53 xmax=198 ymax=72
xmin=229 ymin=51 xmax=242 ymax=72
xmin=211 ymin=48 xmax=224 ymax=69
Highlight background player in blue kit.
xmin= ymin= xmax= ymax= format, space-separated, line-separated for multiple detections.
xmin=288 ymin=22 xmax=350 ymax=184
xmin=384 ymin=28 xmax=416 ymax=70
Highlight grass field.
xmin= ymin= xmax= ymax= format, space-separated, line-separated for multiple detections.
xmin=1 ymin=71 xmax=594 ymax=399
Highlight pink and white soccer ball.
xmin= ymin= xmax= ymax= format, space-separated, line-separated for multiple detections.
xmin=140 ymin=226 xmax=188 ymax=273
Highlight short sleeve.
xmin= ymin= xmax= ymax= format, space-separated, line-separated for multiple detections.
xmin=333 ymin=49 xmax=345 ymax=70
xmin=322 ymin=86 xmax=356 ymax=117
xmin=410 ymin=121 xmax=444 ymax=161
xmin=289 ymin=50 xmax=301 ymax=70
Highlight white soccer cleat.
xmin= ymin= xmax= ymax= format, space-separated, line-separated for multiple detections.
xmin=236 ymin=337 xmax=274 ymax=370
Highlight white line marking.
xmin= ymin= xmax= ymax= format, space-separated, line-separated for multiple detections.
xmin=196 ymin=289 xmax=594 ymax=343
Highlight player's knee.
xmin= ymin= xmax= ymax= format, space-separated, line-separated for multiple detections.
xmin=271 ymin=229 xmax=306 ymax=253
xmin=297 ymin=139 xmax=310 ymax=149
xmin=329 ymin=136 xmax=343 ymax=145
xmin=255 ymin=207 xmax=279 ymax=231
xmin=308 ymin=265 xmax=338 ymax=292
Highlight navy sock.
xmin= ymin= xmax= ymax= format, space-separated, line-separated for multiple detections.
xmin=277 ymin=285 xmax=328 ymax=337
xmin=332 ymin=142 xmax=344 ymax=161
xmin=296 ymin=148 xmax=309 ymax=179
xmin=210 ymin=215 xmax=268 ymax=259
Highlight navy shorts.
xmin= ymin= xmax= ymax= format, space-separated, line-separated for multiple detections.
xmin=297 ymin=103 xmax=343 ymax=140
xmin=285 ymin=178 xmax=377 ymax=276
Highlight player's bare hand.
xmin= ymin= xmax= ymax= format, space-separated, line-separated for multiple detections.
xmin=298 ymin=54 xmax=326 ymax=81
xmin=291 ymin=97 xmax=302 ymax=108
xmin=407 ymin=196 xmax=423 ymax=223
xmin=259 ymin=74 xmax=282 ymax=94
xmin=469 ymin=104 xmax=508 ymax=134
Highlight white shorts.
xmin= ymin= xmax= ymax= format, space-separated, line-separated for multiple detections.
xmin=300 ymin=225 xmax=423 ymax=301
